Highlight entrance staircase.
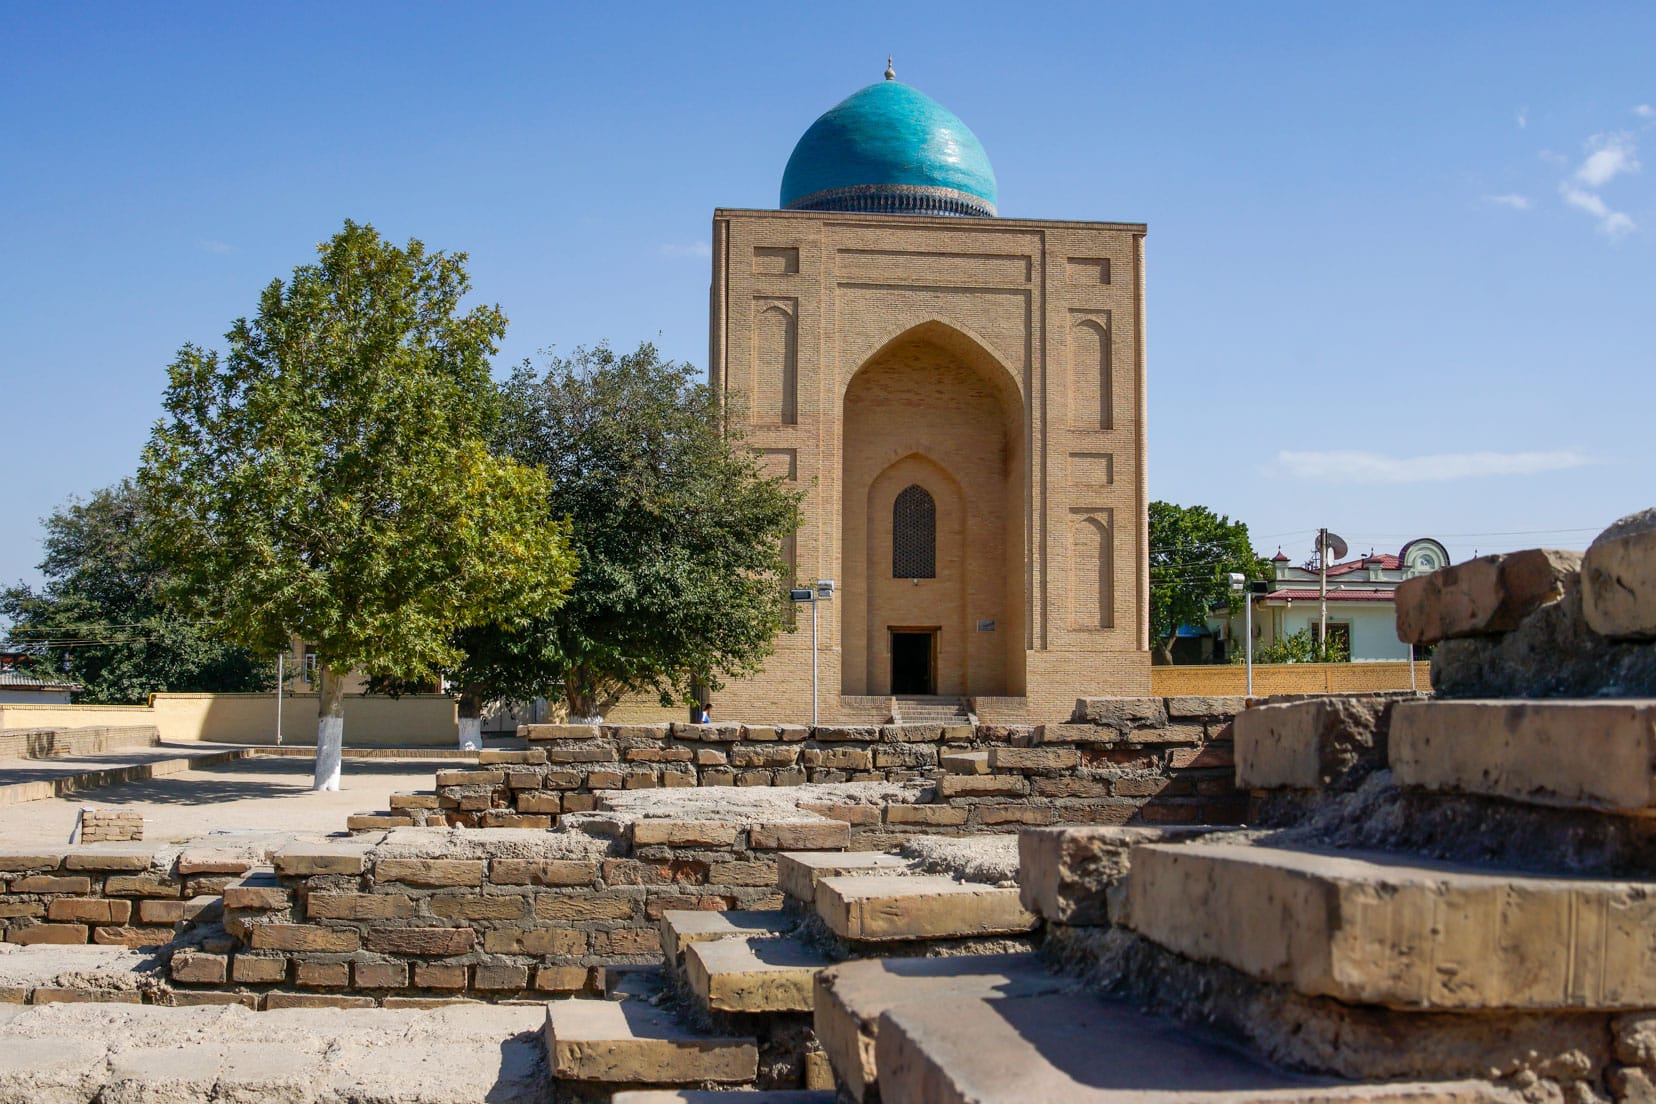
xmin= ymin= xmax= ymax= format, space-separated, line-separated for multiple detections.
xmin=888 ymin=695 xmax=972 ymax=725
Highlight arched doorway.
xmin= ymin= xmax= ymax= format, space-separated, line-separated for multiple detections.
xmin=840 ymin=323 xmax=1025 ymax=697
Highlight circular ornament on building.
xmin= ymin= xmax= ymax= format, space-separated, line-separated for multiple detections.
xmin=781 ymin=68 xmax=998 ymax=218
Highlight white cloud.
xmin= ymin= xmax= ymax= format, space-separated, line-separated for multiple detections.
xmin=1575 ymin=132 xmax=1639 ymax=187
xmin=1516 ymin=107 xmax=1528 ymax=129
xmin=1635 ymin=104 xmax=1655 ymax=119
xmin=659 ymin=240 xmax=711 ymax=259
xmin=1482 ymin=193 xmax=1531 ymax=210
xmin=1561 ymin=183 xmax=1636 ymax=237
xmin=1272 ymin=449 xmax=1594 ymax=485
xmin=197 ymin=239 xmax=234 ymax=255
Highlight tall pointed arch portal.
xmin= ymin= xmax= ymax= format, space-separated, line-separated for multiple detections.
xmin=840 ymin=322 xmax=1026 ymax=698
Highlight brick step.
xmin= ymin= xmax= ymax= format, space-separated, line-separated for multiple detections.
xmin=685 ymin=933 xmax=834 ymax=1014
xmin=345 ymin=811 xmax=414 ymax=831
xmin=612 ymin=1093 xmax=835 ymax=1104
xmin=544 ymin=998 xmax=757 ymax=1086
xmin=874 ymin=989 xmax=1502 ymax=1103
xmin=387 ymin=791 xmax=439 ymax=810
xmin=0 ymin=1000 xmax=547 ymax=1100
xmin=776 ymin=851 xmax=910 ymax=903
xmin=1389 ymin=699 xmax=1656 ymax=813
xmin=658 ymin=909 xmax=798 ymax=965
xmin=0 ymin=942 xmax=166 ymax=1003
xmin=815 ymin=953 xmax=1067 ymax=1102
xmin=813 ymin=874 xmax=1036 ymax=942
xmin=1128 ymin=838 xmax=1656 ymax=1011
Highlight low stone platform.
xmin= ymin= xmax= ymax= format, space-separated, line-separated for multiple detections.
xmin=0 ymin=999 xmax=547 ymax=1102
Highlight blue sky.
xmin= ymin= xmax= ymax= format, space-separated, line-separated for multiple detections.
xmin=2 ymin=2 xmax=1651 ymax=587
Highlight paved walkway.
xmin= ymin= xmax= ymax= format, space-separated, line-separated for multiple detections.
xmin=0 ymin=754 xmax=447 ymax=846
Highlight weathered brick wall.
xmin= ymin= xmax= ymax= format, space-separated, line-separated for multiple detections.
xmin=404 ymin=696 xmax=1246 ymax=835
xmin=0 ymin=845 xmax=242 ymax=949
xmin=77 ymin=808 xmax=144 ymax=843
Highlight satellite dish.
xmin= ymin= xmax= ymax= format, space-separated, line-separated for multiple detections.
xmin=1316 ymin=531 xmax=1349 ymax=562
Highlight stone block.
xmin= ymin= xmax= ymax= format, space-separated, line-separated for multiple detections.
xmin=815 ymin=875 xmax=1036 ymax=941
xmin=305 ymin=893 xmax=416 ymax=921
xmin=592 ymin=927 xmax=661 ymax=955
xmin=534 ymin=894 xmax=635 ymax=921
xmin=0 ymin=849 xmax=66 ymax=872
xmin=478 ymin=748 xmax=548 ymax=765
xmin=103 ymin=874 xmax=181 ymax=897
xmin=480 ymin=812 xmax=553 ymax=828
xmin=977 ymin=805 xmax=1055 ymax=826
xmin=223 ymin=872 xmax=290 ymax=911
xmin=1396 ymin=549 xmax=1582 ymax=645
xmin=1074 ymin=698 xmax=1168 ymax=731
xmin=1234 ymin=696 xmax=1395 ymax=791
xmin=365 ymin=927 xmax=476 ymax=956
xmin=522 ymin=723 xmax=601 ymax=741
xmin=249 ymin=924 xmax=360 ymax=953
xmin=91 ymin=924 xmax=173 ymax=947
xmin=940 ymin=750 xmax=989 ymax=774
xmin=483 ymin=927 xmax=586 ymax=955
xmin=8 ymin=875 xmax=91 ymax=894
xmin=374 ymin=859 xmax=485 ymax=887
xmin=1017 ymin=825 xmax=1213 ymax=925
xmin=777 ymin=851 xmax=909 ymax=902
xmin=265 ymin=992 xmax=376 ymax=1009
xmin=46 ymin=898 xmax=131 ymax=924
xmin=295 ymin=960 xmax=351 ymax=987
xmin=473 ymin=963 xmax=530 ymax=990
xmin=137 ymin=899 xmax=188 ymax=924
xmin=1130 ymin=839 xmax=1656 ymax=1010
xmin=414 ymin=962 xmax=468 ymax=988
xmin=231 ymin=955 xmax=287 ymax=983
xmin=430 ymin=894 xmax=526 ymax=921
xmin=174 ymin=848 xmax=255 ymax=875
xmin=631 ymin=820 xmax=739 ymax=847
xmin=389 ymin=792 xmax=441 ymax=809
xmin=1391 ymin=698 xmax=1656 ymax=813
xmin=272 ymin=843 xmax=370 ymax=877
xmin=813 ymin=726 xmax=879 ymax=742
xmin=1166 ymin=695 xmax=1248 ymax=719
xmin=884 ymin=805 xmax=966 ymax=827
xmin=535 ymin=965 xmax=591 ymax=992
xmin=516 ymin=792 xmax=562 ymax=814
xmin=12 ymin=924 xmax=87 ymax=944
xmin=545 ymin=998 xmax=758 ymax=1084
xmin=352 ymin=960 xmax=409 ymax=988
xmin=989 ymin=747 xmax=1079 ymax=772
xmin=748 ymin=821 xmax=849 ymax=851
xmin=939 ymin=774 xmax=1028 ymax=798
xmin=708 ymin=860 xmax=777 ymax=887
xmin=1584 ymin=512 xmax=1656 ymax=640
xmin=686 ymin=934 xmax=829 ymax=1013
xmin=490 ymin=859 xmax=599 ymax=886
xmin=60 ymin=847 xmax=152 ymax=871
xmin=658 ymin=907 xmax=795 ymax=959
xmin=814 ymin=953 xmax=1067 ymax=1102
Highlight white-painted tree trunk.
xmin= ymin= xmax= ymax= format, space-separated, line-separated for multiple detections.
xmin=313 ymin=665 xmax=345 ymax=792
xmin=568 ymin=715 xmax=603 ymax=725
xmin=457 ymin=716 xmax=482 ymax=751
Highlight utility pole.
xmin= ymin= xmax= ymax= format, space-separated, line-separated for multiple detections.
xmin=275 ymin=651 xmax=284 ymax=746
xmin=1319 ymin=526 xmax=1329 ymax=657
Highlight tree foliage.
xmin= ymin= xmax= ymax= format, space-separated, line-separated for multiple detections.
xmin=457 ymin=342 xmax=803 ymax=719
xmin=137 ymin=221 xmax=576 ymax=735
xmin=0 ymin=480 xmax=273 ymax=703
xmin=1241 ymin=627 xmax=1351 ymax=665
xmin=1148 ymin=500 xmax=1270 ymax=662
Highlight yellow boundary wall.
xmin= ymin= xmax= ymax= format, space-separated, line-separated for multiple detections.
xmin=0 ymin=692 xmax=457 ymax=747
xmin=1151 ymin=661 xmax=1431 ymax=697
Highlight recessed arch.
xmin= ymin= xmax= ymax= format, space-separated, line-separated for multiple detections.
xmin=752 ymin=302 xmax=797 ymax=425
xmin=892 ymin=484 xmax=937 ymax=579
xmin=1070 ymin=317 xmax=1111 ymax=429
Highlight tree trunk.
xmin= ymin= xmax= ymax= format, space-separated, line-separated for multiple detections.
xmin=1151 ymin=637 xmax=1176 ymax=666
xmin=564 ymin=671 xmax=602 ymax=725
xmin=457 ymin=686 xmax=484 ymax=751
xmin=313 ymin=665 xmax=346 ymax=792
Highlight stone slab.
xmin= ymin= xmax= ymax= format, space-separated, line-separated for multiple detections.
xmin=1390 ymin=699 xmax=1656 ymax=813
xmin=612 ymin=1093 xmax=835 ymax=1103
xmin=1017 ymin=825 xmax=1216 ymax=924
xmin=1234 ymin=696 xmax=1396 ymax=791
xmin=875 ymin=990 xmax=1504 ymax=1104
xmin=1129 ymin=839 xmax=1656 ymax=1010
xmin=1396 ymin=549 xmax=1581 ymax=645
xmin=1583 ymin=514 xmax=1656 ymax=640
xmin=813 ymin=952 xmax=1065 ymax=1102
xmin=685 ymin=934 xmax=831 ymax=1013
xmin=776 ymin=850 xmax=909 ymax=903
xmin=658 ymin=908 xmax=795 ymax=961
xmin=545 ymin=998 xmax=757 ymax=1084
xmin=814 ymin=874 xmax=1035 ymax=942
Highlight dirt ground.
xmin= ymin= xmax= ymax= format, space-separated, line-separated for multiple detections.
xmin=0 ymin=755 xmax=446 ymax=847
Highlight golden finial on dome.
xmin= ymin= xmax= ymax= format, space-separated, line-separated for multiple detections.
xmin=884 ymin=55 xmax=895 ymax=81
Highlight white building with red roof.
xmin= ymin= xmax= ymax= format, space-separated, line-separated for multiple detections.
xmin=1214 ymin=539 xmax=1449 ymax=662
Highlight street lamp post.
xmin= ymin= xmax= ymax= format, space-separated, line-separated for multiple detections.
xmin=790 ymin=580 xmax=835 ymax=727
xmin=1229 ymin=574 xmax=1264 ymax=698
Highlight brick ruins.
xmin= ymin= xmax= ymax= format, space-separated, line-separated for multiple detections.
xmin=0 ymin=508 xmax=1653 ymax=1103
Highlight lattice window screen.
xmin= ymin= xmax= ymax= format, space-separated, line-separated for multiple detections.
xmin=892 ymin=484 xmax=936 ymax=579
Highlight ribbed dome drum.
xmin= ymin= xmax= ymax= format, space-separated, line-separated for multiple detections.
xmin=780 ymin=74 xmax=998 ymax=218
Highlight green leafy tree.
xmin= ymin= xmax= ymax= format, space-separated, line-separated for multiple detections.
xmin=1243 ymin=627 xmax=1350 ymax=665
xmin=0 ymin=480 xmax=273 ymax=703
xmin=455 ymin=342 xmax=803 ymax=721
xmin=139 ymin=221 xmax=577 ymax=788
xmin=1148 ymin=500 xmax=1271 ymax=665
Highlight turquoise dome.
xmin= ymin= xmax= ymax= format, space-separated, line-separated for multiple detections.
xmin=781 ymin=75 xmax=998 ymax=217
